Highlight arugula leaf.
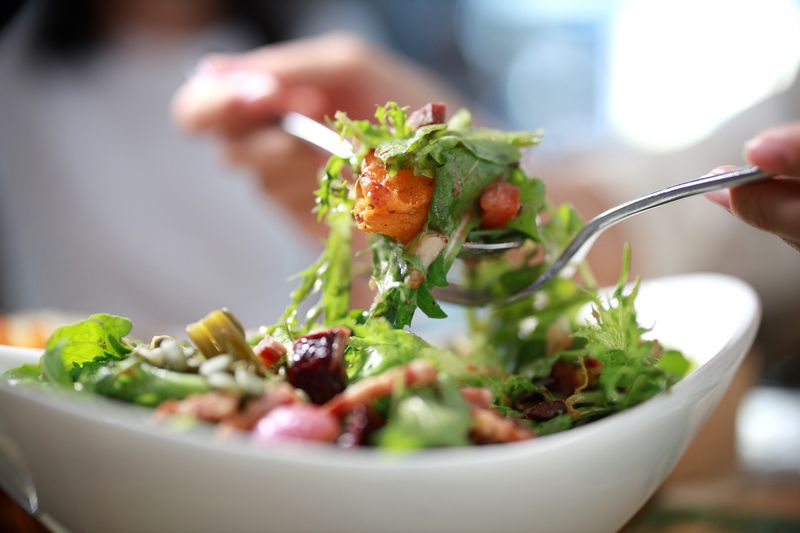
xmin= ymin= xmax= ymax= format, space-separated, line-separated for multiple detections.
xmin=367 ymin=235 xmax=418 ymax=328
xmin=376 ymin=376 xmax=472 ymax=449
xmin=416 ymin=284 xmax=447 ymax=319
xmin=424 ymin=145 xmax=508 ymax=234
xmin=332 ymin=101 xmax=412 ymax=155
xmin=573 ymin=246 xmax=689 ymax=409
xmin=279 ymin=157 xmax=354 ymax=336
xmin=578 ymin=245 xmax=646 ymax=354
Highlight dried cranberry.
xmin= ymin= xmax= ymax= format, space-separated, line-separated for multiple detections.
xmin=337 ymin=404 xmax=383 ymax=448
xmin=523 ymin=400 xmax=567 ymax=422
xmin=288 ymin=327 xmax=350 ymax=404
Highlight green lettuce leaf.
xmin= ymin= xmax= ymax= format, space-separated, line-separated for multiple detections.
xmin=346 ymin=318 xmax=429 ymax=381
xmin=45 ymin=313 xmax=133 ymax=369
xmin=376 ymin=376 xmax=471 ymax=449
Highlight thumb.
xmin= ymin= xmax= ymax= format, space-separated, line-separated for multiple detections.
xmin=744 ymin=123 xmax=800 ymax=176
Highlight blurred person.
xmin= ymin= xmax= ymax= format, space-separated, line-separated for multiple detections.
xmin=171 ymin=32 xmax=470 ymax=237
xmin=0 ymin=0 xmax=461 ymax=335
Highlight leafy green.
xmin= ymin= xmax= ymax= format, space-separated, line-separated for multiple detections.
xmin=376 ymin=377 xmax=472 ymax=450
xmin=45 ymin=314 xmax=132 ymax=368
xmin=572 ymin=245 xmax=690 ymax=408
xmin=346 ymin=318 xmax=429 ymax=381
xmin=659 ymin=349 xmax=692 ymax=378
xmin=424 ymin=145 xmax=508 ymax=234
xmin=277 ymin=157 xmax=354 ymax=337
xmin=2 ymin=364 xmax=43 ymax=384
xmin=367 ymin=235 xmax=418 ymax=328
xmin=77 ymin=361 xmax=211 ymax=407
xmin=504 ymin=169 xmax=546 ymax=240
xmin=41 ymin=343 xmax=72 ymax=387
xmin=3 ymin=314 xmax=133 ymax=389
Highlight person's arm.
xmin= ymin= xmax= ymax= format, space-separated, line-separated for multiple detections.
xmin=706 ymin=123 xmax=800 ymax=251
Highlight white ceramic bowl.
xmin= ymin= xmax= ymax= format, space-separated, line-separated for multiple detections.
xmin=0 ymin=273 xmax=760 ymax=533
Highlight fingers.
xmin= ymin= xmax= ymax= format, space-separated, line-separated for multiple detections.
xmin=704 ymin=165 xmax=738 ymax=210
xmin=222 ymin=127 xmax=325 ymax=204
xmin=704 ymin=137 xmax=800 ymax=250
xmin=728 ymin=178 xmax=800 ymax=249
xmin=171 ymin=64 xmax=286 ymax=134
xmin=744 ymin=122 xmax=800 ymax=176
xmin=172 ymin=33 xmax=369 ymax=135
xmin=232 ymin=32 xmax=375 ymax=87
xmin=741 ymin=124 xmax=800 ymax=248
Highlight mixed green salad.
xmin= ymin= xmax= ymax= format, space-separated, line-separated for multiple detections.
xmin=3 ymin=102 xmax=690 ymax=449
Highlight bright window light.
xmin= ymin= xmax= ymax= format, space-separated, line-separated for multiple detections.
xmin=608 ymin=0 xmax=800 ymax=152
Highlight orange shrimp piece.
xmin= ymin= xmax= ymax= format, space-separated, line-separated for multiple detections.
xmin=352 ymin=151 xmax=434 ymax=244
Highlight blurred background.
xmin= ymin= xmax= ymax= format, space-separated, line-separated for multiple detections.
xmin=1 ymin=0 xmax=799 ymax=530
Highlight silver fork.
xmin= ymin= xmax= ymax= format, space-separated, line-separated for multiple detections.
xmin=432 ymin=165 xmax=771 ymax=305
xmin=279 ymin=114 xmax=771 ymax=305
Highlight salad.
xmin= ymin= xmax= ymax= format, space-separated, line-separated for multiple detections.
xmin=3 ymin=102 xmax=690 ymax=449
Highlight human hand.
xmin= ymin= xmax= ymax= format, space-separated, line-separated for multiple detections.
xmin=171 ymin=32 xmax=466 ymax=236
xmin=706 ymin=123 xmax=800 ymax=251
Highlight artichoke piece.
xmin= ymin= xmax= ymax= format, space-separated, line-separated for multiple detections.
xmin=186 ymin=309 xmax=255 ymax=363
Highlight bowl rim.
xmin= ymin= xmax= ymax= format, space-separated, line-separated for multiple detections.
xmin=0 ymin=272 xmax=761 ymax=468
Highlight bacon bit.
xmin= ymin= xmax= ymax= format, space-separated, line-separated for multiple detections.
xmin=323 ymin=359 xmax=438 ymax=418
xmin=584 ymin=358 xmax=603 ymax=388
xmin=523 ymin=400 xmax=567 ymax=422
xmin=460 ymin=387 xmax=494 ymax=409
xmin=479 ymin=180 xmax=521 ymax=229
xmin=253 ymin=334 xmax=287 ymax=367
xmin=352 ymin=151 xmax=434 ymax=244
xmin=409 ymin=102 xmax=446 ymax=130
xmin=218 ymin=383 xmax=300 ymax=432
xmin=155 ymin=392 xmax=239 ymax=423
xmin=550 ymin=358 xmax=603 ymax=396
xmin=470 ymin=407 xmax=536 ymax=444
xmin=550 ymin=359 xmax=578 ymax=396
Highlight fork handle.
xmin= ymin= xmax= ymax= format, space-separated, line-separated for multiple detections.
xmin=514 ymin=165 xmax=772 ymax=301
xmin=589 ymin=164 xmax=771 ymax=233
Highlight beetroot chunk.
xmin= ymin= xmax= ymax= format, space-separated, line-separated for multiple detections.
xmin=287 ymin=327 xmax=350 ymax=404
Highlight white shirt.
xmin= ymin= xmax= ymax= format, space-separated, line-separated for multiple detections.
xmin=0 ymin=13 xmax=319 ymax=336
